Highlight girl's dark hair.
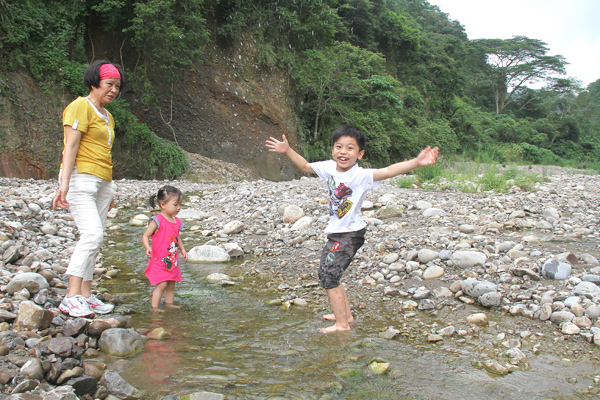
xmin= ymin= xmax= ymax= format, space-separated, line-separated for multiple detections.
xmin=331 ymin=125 xmax=366 ymax=151
xmin=150 ymin=185 xmax=182 ymax=209
xmin=82 ymin=59 xmax=125 ymax=91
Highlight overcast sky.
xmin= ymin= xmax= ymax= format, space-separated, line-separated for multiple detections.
xmin=427 ymin=0 xmax=600 ymax=88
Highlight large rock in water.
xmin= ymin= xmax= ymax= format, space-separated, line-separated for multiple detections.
xmin=187 ymin=245 xmax=231 ymax=262
xmin=98 ymin=328 xmax=143 ymax=357
xmin=102 ymin=370 xmax=142 ymax=399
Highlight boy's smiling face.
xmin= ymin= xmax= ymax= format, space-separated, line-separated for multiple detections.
xmin=332 ymin=135 xmax=364 ymax=172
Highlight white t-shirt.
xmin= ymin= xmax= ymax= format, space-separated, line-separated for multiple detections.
xmin=311 ymin=160 xmax=381 ymax=234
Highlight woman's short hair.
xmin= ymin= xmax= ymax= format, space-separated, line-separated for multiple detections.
xmin=82 ymin=60 xmax=125 ymax=90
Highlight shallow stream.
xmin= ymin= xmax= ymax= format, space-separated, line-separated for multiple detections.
xmin=96 ymin=204 xmax=599 ymax=400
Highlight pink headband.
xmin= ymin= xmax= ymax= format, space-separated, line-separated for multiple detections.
xmin=99 ymin=64 xmax=121 ymax=80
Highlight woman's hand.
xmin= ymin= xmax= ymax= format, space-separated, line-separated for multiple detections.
xmin=52 ymin=183 xmax=70 ymax=209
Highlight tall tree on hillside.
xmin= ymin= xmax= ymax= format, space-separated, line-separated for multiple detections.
xmin=294 ymin=41 xmax=386 ymax=141
xmin=474 ymin=36 xmax=567 ymax=114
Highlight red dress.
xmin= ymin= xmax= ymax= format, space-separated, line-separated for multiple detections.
xmin=145 ymin=214 xmax=183 ymax=285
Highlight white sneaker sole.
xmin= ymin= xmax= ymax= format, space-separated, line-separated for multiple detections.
xmin=88 ymin=306 xmax=114 ymax=314
xmin=59 ymin=303 xmax=94 ymax=318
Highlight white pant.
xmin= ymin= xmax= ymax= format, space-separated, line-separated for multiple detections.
xmin=63 ymin=168 xmax=113 ymax=281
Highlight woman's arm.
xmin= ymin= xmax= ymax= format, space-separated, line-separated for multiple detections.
xmin=52 ymin=126 xmax=83 ymax=209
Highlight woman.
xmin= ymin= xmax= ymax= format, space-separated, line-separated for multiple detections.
xmin=52 ymin=60 xmax=124 ymax=318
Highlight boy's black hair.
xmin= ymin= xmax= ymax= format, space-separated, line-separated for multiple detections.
xmin=150 ymin=185 xmax=182 ymax=209
xmin=331 ymin=125 xmax=366 ymax=151
xmin=83 ymin=59 xmax=125 ymax=91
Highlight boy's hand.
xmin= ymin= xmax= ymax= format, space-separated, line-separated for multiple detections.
xmin=416 ymin=146 xmax=439 ymax=167
xmin=266 ymin=135 xmax=289 ymax=154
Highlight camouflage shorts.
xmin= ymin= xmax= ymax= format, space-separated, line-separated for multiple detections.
xmin=318 ymin=228 xmax=366 ymax=289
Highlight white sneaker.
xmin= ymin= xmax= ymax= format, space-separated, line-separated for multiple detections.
xmin=59 ymin=295 xmax=94 ymax=318
xmin=85 ymin=294 xmax=114 ymax=314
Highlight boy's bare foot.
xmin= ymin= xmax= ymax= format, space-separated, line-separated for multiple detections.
xmin=319 ymin=324 xmax=351 ymax=333
xmin=150 ymin=307 xmax=165 ymax=313
xmin=323 ymin=313 xmax=354 ymax=322
xmin=165 ymin=303 xmax=180 ymax=309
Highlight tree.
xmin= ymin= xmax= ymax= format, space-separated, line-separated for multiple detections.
xmin=474 ymin=36 xmax=567 ymax=114
xmin=293 ymin=41 xmax=386 ymax=141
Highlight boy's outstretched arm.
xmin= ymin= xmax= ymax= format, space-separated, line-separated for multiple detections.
xmin=266 ymin=134 xmax=315 ymax=174
xmin=373 ymin=146 xmax=439 ymax=182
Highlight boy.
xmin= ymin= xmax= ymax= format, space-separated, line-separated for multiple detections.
xmin=266 ymin=125 xmax=439 ymax=333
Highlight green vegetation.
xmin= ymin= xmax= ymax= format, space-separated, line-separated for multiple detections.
xmin=107 ymin=100 xmax=188 ymax=179
xmin=391 ymin=161 xmax=546 ymax=193
xmin=1 ymin=0 xmax=599 ymax=176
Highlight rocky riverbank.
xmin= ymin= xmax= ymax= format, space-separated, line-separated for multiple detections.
xmin=2 ymin=164 xmax=600 ymax=398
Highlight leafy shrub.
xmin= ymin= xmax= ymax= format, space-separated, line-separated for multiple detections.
xmin=391 ymin=176 xmax=416 ymax=188
xmin=107 ymin=100 xmax=188 ymax=179
xmin=414 ymin=159 xmax=445 ymax=181
xmin=478 ymin=165 xmax=506 ymax=191
xmin=520 ymin=143 xmax=562 ymax=165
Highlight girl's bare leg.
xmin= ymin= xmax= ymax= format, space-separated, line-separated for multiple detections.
xmin=164 ymin=281 xmax=180 ymax=308
xmin=151 ymin=282 xmax=168 ymax=309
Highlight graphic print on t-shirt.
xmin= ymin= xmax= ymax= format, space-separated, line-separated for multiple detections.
xmin=161 ymin=234 xmax=179 ymax=271
xmin=327 ymin=176 xmax=353 ymax=219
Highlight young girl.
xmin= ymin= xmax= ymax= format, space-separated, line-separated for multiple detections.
xmin=142 ymin=185 xmax=188 ymax=311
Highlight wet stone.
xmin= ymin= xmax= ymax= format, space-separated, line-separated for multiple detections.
xmin=99 ymin=328 xmax=143 ymax=357
xmin=48 ymin=337 xmax=73 ymax=358
xmin=102 ymin=369 xmax=143 ymax=399
xmin=63 ymin=318 xmax=89 ymax=337
xmin=184 ymin=392 xmax=225 ymax=400
xmin=88 ymin=320 xmax=112 ymax=337
xmin=66 ymin=375 xmax=98 ymax=397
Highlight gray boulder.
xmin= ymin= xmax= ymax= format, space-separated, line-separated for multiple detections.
xmin=98 ymin=328 xmax=143 ymax=357
xmin=573 ymin=281 xmax=600 ymax=297
xmin=541 ymin=259 xmax=571 ymax=280
xmin=6 ymin=272 xmax=49 ymax=295
xmin=451 ymin=251 xmax=486 ymax=268
xmin=187 ymin=245 xmax=230 ymax=262
xmin=102 ymin=370 xmax=142 ymax=399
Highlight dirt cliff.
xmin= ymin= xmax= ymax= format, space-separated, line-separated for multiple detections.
xmin=0 ymin=42 xmax=299 ymax=181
